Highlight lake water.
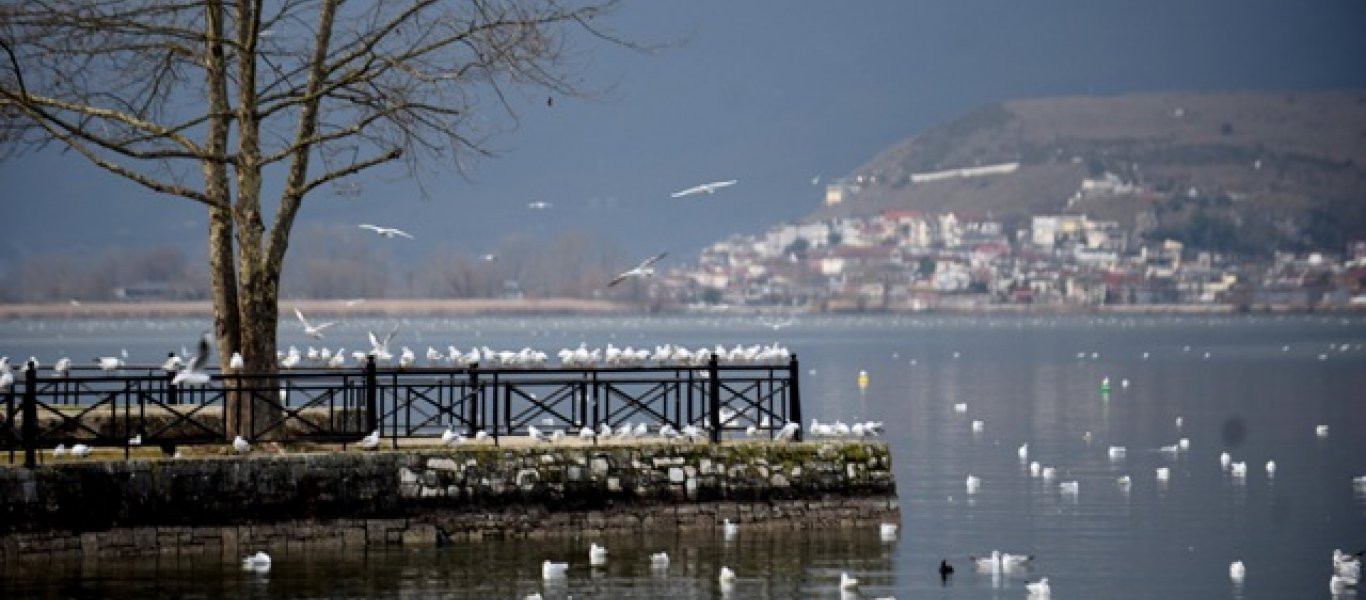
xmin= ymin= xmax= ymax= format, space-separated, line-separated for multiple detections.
xmin=2 ymin=312 xmax=1365 ymax=599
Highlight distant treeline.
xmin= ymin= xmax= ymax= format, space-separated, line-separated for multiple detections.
xmin=1 ymin=226 xmax=636 ymax=303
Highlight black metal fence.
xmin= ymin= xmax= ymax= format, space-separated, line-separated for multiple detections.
xmin=1 ymin=355 xmax=802 ymax=467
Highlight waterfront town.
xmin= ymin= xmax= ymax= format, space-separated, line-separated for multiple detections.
xmin=653 ymin=177 xmax=1366 ymax=312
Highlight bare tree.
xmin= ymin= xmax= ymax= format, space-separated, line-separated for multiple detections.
xmin=0 ymin=0 xmax=628 ymax=437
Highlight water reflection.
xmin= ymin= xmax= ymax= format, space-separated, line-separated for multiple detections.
xmin=2 ymin=527 xmax=897 ymax=600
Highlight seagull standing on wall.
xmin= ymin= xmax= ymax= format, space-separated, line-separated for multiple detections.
xmin=608 ymin=252 xmax=668 ymax=287
xmin=358 ymin=224 xmax=414 ymax=239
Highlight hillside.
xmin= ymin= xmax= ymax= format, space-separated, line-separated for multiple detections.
xmin=819 ymin=91 xmax=1366 ymax=256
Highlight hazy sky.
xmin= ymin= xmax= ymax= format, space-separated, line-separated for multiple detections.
xmin=3 ymin=0 xmax=1366 ymax=266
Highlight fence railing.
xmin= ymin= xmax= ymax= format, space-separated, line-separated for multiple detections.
xmin=1 ymin=355 xmax=802 ymax=467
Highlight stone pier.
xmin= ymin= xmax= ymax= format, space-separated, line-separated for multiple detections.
xmin=0 ymin=441 xmax=898 ymax=561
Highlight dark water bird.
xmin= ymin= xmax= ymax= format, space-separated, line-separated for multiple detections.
xmin=939 ymin=559 xmax=955 ymax=584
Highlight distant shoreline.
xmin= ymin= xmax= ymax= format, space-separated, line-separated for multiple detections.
xmin=1 ymin=299 xmax=1360 ymax=319
xmin=0 ymin=298 xmax=632 ymax=319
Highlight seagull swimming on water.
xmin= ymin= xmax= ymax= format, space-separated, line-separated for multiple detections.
xmin=358 ymin=224 xmax=414 ymax=239
xmin=541 ymin=560 xmax=569 ymax=579
xmin=295 ymin=308 xmax=336 ymax=339
xmin=1026 ymin=577 xmax=1051 ymax=597
xmin=608 ymin=252 xmax=668 ymax=287
xmin=242 ymin=550 xmax=272 ymax=571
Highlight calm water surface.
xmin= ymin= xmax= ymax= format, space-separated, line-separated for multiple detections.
xmin=2 ymin=313 xmax=1365 ymax=599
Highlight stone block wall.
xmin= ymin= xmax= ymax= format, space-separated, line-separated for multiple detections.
xmin=0 ymin=441 xmax=897 ymax=561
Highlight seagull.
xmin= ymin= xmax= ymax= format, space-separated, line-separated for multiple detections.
xmin=589 ymin=543 xmax=608 ymax=566
xmin=971 ymin=551 xmax=1002 ymax=571
xmin=965 ymin=475 xmax=981 ymax=494
xmin=71 ymin=443 xmax=92 ymax=458
xmin=1059 ymin=480 xmax=1080 ymax=495
xmin=542 ymin=560 xmax=569 ymax=579
xmin=527 ymin=201 xmax=553 ymax=210
xmin=52 ymin=357 xmax=71 ymax=377
xmin=295 ymin=308 xmax=336 ymax=339
xmin=233 ymin=435 xmax=251 ymax=453
xmin=53 ymin=444 xmax=68 ymax=457
xmin=171 ymin=333 xmax=212 ymax=387
xmin=1018 ymin=443 xmax=1029 ymax=460
xmin=1317 ymin=425 xmax=1330 ymax=438
xmin=970 ymin=420 xmax=984 ymax=433
xmin=880 ymin=523 xmax=898 ymax=540
xmin=1002 ymin=552 xmax=1034 ymax=568
xmin=650 ymin=552 xmax=669 ymax=568
xmin=129 ymin=434 xmax=142 ymax=446
xmin=358 ymin=224 xmax=414 ymax=239
xmin=95 ymin=349 xmax=128 ymax=371
xmin=1026 ymin=577 xmax=1051 ymax=597
xmin=161 ymin=352 xmax=184 ymax=372
xmin=229 ymin=352 xmax=245 ymax=370
xmin=441 ymin=427 xmax=460 ymax=445
xmin=367 ymin=326 xmax=399 ymax=361
xmin=608 ymin=252 xmax=668 ymax=287
xmin=358 ymin=429 xmax=380 ymax=450
xmin=242 ymin=550 xmax=272 ymax=571
xmin=840 ymin=572 xmax=859 ymax=590
xmin=722 ymin=519 xmax=739 ymax=537
xmin=718 ymin=566 xmax=737 ymax=583
xmin=1108 ymin=445 xmax=1127 ymax=459
xmin=952 ymin=402 xmax=967 ymax=413
xmin=1330 ymin=574 xmax=1358 ymax=595
xmin=670 ymin=179 xmax=738 ymax=198
xmin=1229 ymin=560 xmax=1245 ymax=581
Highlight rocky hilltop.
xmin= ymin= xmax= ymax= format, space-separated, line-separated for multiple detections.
xmin=821 ymin=91 xmax=1366 ymax=255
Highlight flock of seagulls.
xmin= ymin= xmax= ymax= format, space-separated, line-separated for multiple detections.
xmin=946 ymin=383 xmax=1363 ymax=596
xmin=524 ymin=524 xmax=892 ymax=599
xmin=267 ymin=335 xmax=796 ymax=371
xmin=1224 ymin=551 xmax=1358 ymax=593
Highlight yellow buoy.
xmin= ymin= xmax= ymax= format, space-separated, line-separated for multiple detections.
xmin=857 ymin=370 xmax=869 ymax=390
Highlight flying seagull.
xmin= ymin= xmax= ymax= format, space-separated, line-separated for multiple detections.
xmin=527 ymin=201 xmax=553 ymax=210
xmin=367 ymin=325 xmax=399 ymax=361
xmin=670 ymin=180 xmax=738 ymax=198
xmin=608 ymin=252 xmax=668 ymax=287
xmin=171 ymin=333 xmax=212 ymax=386
xmin=294 ymin=308 xmax=336 ymax=339
xmin=358 ymin=224 xmax=414 ymax=239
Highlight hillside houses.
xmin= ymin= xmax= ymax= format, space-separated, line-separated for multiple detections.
xmin=662 ymin=210 xmax=1366 ymax=311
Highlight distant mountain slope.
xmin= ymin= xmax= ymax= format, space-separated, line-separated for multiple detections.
xmin=820 ymin=91 xmax=1366 ymax=255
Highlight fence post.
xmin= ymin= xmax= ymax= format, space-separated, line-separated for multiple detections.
xmin=22 ymin=361 xmax=38 ymax=468
xmin=365 ymin=355 xmax=378 ymax=435
xmin=708 ymin=354 xmax=721 ymax=444
xmin=788 ymin=354 xmax=803 ymax=442
xmin=468 ymin=363 xmax=480 ymax=436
